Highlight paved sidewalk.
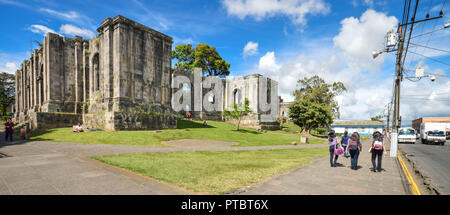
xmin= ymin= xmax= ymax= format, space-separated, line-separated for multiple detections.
xmin=1 ymin=129 xmax=409 ymax=195
xmin=243 ymin=140 xmax=409 ymax=195
xmin=0 ymin=131 xmax=327 ymax=195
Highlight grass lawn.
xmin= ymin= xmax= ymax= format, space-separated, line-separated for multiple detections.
xmin=30 ymin=120 xmax=327 ymax=147
xmin=93 ymin=147 xmax=328 ymax=194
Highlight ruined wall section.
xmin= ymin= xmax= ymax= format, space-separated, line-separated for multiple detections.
xmin=85 ymin=15 xmax=176 ymax=131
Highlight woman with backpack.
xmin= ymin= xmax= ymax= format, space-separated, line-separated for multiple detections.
xmin=345 ymin=132 xmax=362 ymax=170
xmin=369 ymin=131 xmax=386 ymax=172
xmin=328 ymin=130 xmax=342 ymax=167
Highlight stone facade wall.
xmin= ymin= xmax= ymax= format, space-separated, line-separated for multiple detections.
xmin=172 ymin=71 xmax=280 ymax=129
xmin=14 ymin=15 xmax=176 ymax=131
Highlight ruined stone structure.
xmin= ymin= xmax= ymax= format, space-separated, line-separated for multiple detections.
xmin=14 ymin=15 xmax=176 ymax=131
xmin=14 ymin=15 xmax=280 ymax=131
xmin=172 ymin=72 xmax=280 ymax=130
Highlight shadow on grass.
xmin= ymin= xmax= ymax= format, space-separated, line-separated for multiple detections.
xmin=232 ymin=129 xmax=262 ymax=135
xmin=177 ymin=119 xmax=216 ymax=129
xmin=0 ymin=127 xmax=59 ymax=150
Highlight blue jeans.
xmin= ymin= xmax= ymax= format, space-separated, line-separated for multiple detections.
xmin=349 ymin=149 xmax=359 ymax=169
xmin=371 ymin=149 xmax=383 ymax=171
xmin=329 ymin=145 xmax=338 ymax=166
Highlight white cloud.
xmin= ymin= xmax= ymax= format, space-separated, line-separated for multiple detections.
xmin=243 ymin=41 xmax=259 ymax=57
xmin=0 ymin=62 xmax=18 ymax=74
xmin=253 ymin=10 xmax=410 ymax=121
xmin=333 ymin=9 xmax=398 ymax=71
xmin=258 ymin=51 xmax=281 ymax=73
xmin=59 ymin=24 xmax=95 ymax=38
xmin=28 ymin=24 xmax=57 ymax=35
xmin=221 ymin=0 xmax=330 ymax=25
xmin=40 ymin=8 xmax=80 ymax=20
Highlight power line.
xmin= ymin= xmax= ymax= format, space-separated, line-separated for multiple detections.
xmin=409 ymin=41 xmax=450 ymax=54
xmin=407 ymin=50 xmax=450 ymax=67
xmin=402 ymin=92 xmax=450 ymax=96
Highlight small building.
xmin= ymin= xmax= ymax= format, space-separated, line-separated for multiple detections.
xmin=330 ymin=120 xmax=384 ymax=136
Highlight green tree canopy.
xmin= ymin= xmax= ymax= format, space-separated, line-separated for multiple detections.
xmin=223 ymin=98 xmax=251 ymax=131
xmin=171 ymin=43 xmax=231 ymax=77
xmin=0 ymin=72 xmax=15 ymax=116
xmin=371 ymin=115 xmax=384 ymax=122
xmin=290 ymin=75 xmax=346 ymax=134
xmin=289 ymin=100 xmax=333 ymax=134
xmin=293 ymin=75 xmax=346 ymax=119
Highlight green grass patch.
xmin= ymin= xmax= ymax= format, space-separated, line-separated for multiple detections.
xmin=93 ymin=147 xmax=328 ymax=194
xmin=30 ymin=120 xmax=327 ymax=147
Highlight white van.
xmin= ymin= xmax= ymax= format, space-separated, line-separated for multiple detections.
xmin=398 ymin=127 xmax=416 ymax=144
xmin=420 ymin=123 xmax=446 ymax=145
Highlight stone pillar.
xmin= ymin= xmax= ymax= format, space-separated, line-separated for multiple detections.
xmin=112 ymin=21 xmax=123 ymax=111
xmin=24 ymin=62 xmax=28 ymax=110
xmin=20 ymin=65 xmax=24 ymax=112
xmin=32 ymin=50 xmax=38 ymax=108
xmin=74 ymin=41 xmax=82 ymax=114
xmin=82 ymin=41 xmax=89 ymax=111
xmin=14 ymin=70 xmax=19 ymax=113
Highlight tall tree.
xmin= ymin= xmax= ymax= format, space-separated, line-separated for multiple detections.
xmin=290 ymin=75 xmax=346 ymax=134
xmin=223 ymin=99 xmax=251 ymax=131
xmin=370 ymin=115 xmax=384 ymax=122
xmin=293 ymin=75 xmax=346 ymax=118
xmin=172 ymin=43 xmax=230 ymax=77
xmin=0 ymin=72 xmax=15 ymax=116
xmin=289 ymin=100 xmax=333 ymax=134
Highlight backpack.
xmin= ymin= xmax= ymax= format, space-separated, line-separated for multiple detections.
xmin=373 ymin=141 xmax=383 ymax=150
xmin=349 ymin=140 xmax=359 ymax=150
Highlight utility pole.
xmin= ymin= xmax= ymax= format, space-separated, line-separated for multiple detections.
xmin=391 ymin=25 xmax=404 ymax=158
xmin=373 ymin=0 xmax=444 ymax=157
xmin=386 ymin=103 xmax=390 ymax=133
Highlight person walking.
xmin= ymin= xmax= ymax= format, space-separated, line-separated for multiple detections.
xmin=346 ymin=132 xmax=362 ymax=170
xmin=4 ymin=118 xmax=14 ymax=142
xmin=328 ymin=130 xmax=341 ymax=167
xmin=369 ymin=131 xmax=386 ymax=172
xmin=341 ymin=131 xmax=350 ymax=158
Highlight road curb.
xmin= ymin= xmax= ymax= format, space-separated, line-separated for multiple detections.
xmin=398 ymin=148 xmax=441 ymax=195
xmin=397 ymin=153 xmax=421 ymax=195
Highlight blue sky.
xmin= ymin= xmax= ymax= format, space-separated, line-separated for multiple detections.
xmin=1 ymin=0 xmax=449 ymax=123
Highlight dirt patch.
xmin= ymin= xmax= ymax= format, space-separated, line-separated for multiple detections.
xmin=162 ymin=139 xmax=238 ymax=147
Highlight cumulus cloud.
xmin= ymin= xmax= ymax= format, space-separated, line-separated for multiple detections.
xmin=258 ymin=51 xmax=281 ymax=73
xmin=255 ymin=9 xmax=405 ymax=121
xmin=0 ymin=62 xmax=18 ymax=74
xmin=243 ymin=41 xmax=259 ymax=57
xmin=59 ymin=24 xmax=95 ymax=38
xmin=28 ymin=24 xmax=57 ymax=35
xmin=221 ymin=0 xmax=330 ymax=25
xmin=333 ymin=9 xmax=398 ymax=71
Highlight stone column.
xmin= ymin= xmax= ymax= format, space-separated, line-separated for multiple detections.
xmin=32 ymin=51 xmax=38 ymax=108
xmin=14 ymin=70 xmax=19 ymax=113
xmin=82 ymin=41 xmax=89 ymax=111
xmin=74 ymin=41 xmax=82 ymax=114
xmin=24 ymin=62 xmax=28 ymax=110
xmin=20 ymin=65 xmax=24 ymax=112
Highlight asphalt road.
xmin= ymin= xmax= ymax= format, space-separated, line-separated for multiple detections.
xmin=398 ymin=139 xmax=450 ymax=194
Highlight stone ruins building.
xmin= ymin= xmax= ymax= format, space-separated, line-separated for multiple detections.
xmin=172 ymin=70 xmax=280 ymax=130
xmin=14 ymin=15 xmax=280 ymax=131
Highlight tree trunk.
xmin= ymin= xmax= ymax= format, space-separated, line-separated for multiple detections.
xmin=237 ymin=117 xmax=241 ymax=131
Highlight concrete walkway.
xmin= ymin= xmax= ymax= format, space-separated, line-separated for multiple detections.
xmin=242 ymin=139 xmax=409 ymax=195
xmin=1 ymin=129 xmax=409 ymax=195
xmin=0 ymin=130 xmax=327 ymax=195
